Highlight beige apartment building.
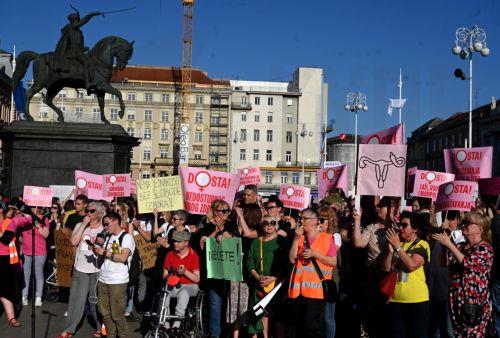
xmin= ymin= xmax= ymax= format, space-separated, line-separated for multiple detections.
xmin=29 ymin=66 xmax=231 ymax=180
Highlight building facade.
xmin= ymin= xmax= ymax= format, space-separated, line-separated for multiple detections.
xmin=0 ymin=50 xmax=13 ymax=123
xmin=326 ymin=134 xmax=356 ymax=194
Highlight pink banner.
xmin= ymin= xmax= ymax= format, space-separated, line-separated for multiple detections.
xmin=238 ymin=167 xmax=261 ymax=190
xmin=361 ymin=123 xmax=404 ymax=144
xmin=444 ymin=146 xmax=493 ymax=182
xmin=74 ymin=170 xmax=112 ymax=201
xmin=23 ymin=186 xmax=53 ymax=207
xmin=435 ymin=180 xmax=478 ymax=212
xmin=357 ymin=144 xmax=407 ymax=197
xmin=412 ymin=170 xmax=455 ymax=201
xmin=103 ymin=173 xmax=131 ymax=197
xmin=278 ymin=184 xmax=311 ymax=210
xmin=180 ymin=167 xmax=240 ymax=215
xmin=478 ymin=177 xmax=500 ymax=196
xmin=317 ymin=165 xmax=349 ymax=199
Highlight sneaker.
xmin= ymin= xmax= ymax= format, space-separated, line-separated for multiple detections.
xmin=35 ymin=297 xmax=42 ymax=307
xmin=22 ymin=297 xmax=28 ymax=306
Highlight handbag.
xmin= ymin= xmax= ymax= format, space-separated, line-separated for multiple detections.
xmin=256 ymin=237 xmax=276 ymax=299
xmin=304 ymin=236 xmax=337 ymax=302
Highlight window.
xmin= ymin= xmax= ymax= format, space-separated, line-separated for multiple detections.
xmin=255 ymin=97 xmax=260 ymax=105
xmin=266 ymin=130 xmax=273 ymax=142
xmin=144 ymin=110 xmax=153 ymax=121
xmin=161 ymin=111 xmax=169 ymax=122
xmin=195 ymin=95 xmax=204 ymax=105
xmin=194 ymin=151 xmax=202 ymax=160
xmin=195 ymin=131 xmax=203 ymax=142
xmin=253 ymin=149 xmax=259 ymax=161
xmin=253 ymin=129 xmax=260 ymax=141
xmin=195 ymin=112 xmax=203 ymax=123
xmin=144 ymin=93 xmax=153 ymax=102
xmin=240 ymin=129 xmax=247 ymax=141
xmin=57 ymin=106 xmax=66 ymax=113
xmin=75 ymin=107 xmax=83 ymax=119
xmin=240 ymin=149 xmax=246 ymax=161
xmin=266 ymin=150 xmax=272 ymax=161
xmin=285 ymin=151 xmax=292 ymax=162
xmin=267 ymin=112 xmax=273 ymax=122
xmin=292 ymin=172 xmax=300 ymax=185
xmin=128 ymin=92 xmax=136 ymax=101
xmin=304 ymin=174 xmax=311 ymax=185
xmin=92 ymin=108 xmax=100 ymax=121
xmin=142 ymin=172 xmax=151 ymax=179
xmin=58 ymin=91 xmax=66 ymax=98
xmin=210 ymin=152 xmax=219 ymax=163
xmin=286 ymin=114 xmax=293 ymax=124
xmin=211 ymin=115 xmax=220 ymax=125
xmin=160 ymin=148 xmax=168 ymax=158
xmin=162 ymin=94 xmax=169 ymax=103
xmin=144 ymin=128 xmax=152 ymax=140
xmin=241 ymin=112 xmax=247 ymax=122
xmin=40 ymin=111 xmax=48 ymax=118
xmin=286 ymin=131 xmax=293 ymax=143
xmin=110 ymin=108 xmax=118 ymax=120
xmin=268 ymin=97 xmax=273 ymax=106
xmin=126 ymin=127 xmax=134 ymax=136
xmin=211 ymin=132 xmax=220 ymax=144
xmin=241 ymin=96 xmax=249 ymax=105
xmin=76 ymin=92 xmax=84 ymax=99
xmin=254 ymin=112 xmax=260 ymax=122
xmin=281 ymin=173 xmax=288 ymax=184
xmin=143 ymin=148 xmax=151 ymax=161
xmin=265 ymin=171 xmax=272 ymax=184
xmin=451 ymin=134 xmax=455 ymax=147
xmin=110 ymin=94 xmax=118 ymax=100
xmin=127 ymin=110 xmax=136 ymax=120
xmin=287 ymin=99 xmax=293 ymax=106
xmin=161 ymin=129 xmax=169 ymax=140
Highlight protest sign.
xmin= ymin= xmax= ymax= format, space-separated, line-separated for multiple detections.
xmin=317 ymin=165 xmax=349 ymax=199
xmin=180 ymin=167 xmax=240 ymax=215
xmin=478 ymin=177 xmax=500 ymax=196
xmin=412 ymin=170 xmax=455 ymax=201
xmin=103 ymin=173 xmax=131 ymax=198
xmin=357 ymin=144 xmax=407 ymax=197
xmin=131 ymin=181 xmax=136 ymax=195
xmin=134 ymin=235 xmax=159 ymax=271
xmin=50 ymin=185 xmax=74 ymax=201
xmin=23 ymin=186 xmax=53 ymax=207
xmin=54 ymin=230 xmax=76 ymax=287
xmin=406 ymin=167 xmax=417 ymax=199
xmin=279 ymin=184 xmax=311 ymax=210
xmin=75 ymin=170 xmax=105 ymax=200
xmin=238 ymin=167 xmax=261 ymax=190
xmin=206 ymin=237 xmax=243 ymax=282
xmin=435 ymin=180 xmax=478 ymax=212
xmin=361 ymin=123 xmax=404 ymax=145
xmin=136 ymin=176 xmax=184 ymax=213
xmin=444 ymin=146 xmax=493 ymax=182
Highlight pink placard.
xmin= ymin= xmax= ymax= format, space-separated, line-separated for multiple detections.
xmin=103 ymin=173 xmax=131 ymax=197
xmin=412 ymin=170 xmax=455 ymax=201
xmin=317 ymin=164 xmax=348 ymax=199
xmin=278 ymin=184 xmax=311 ymax=210
xmin=444 ymin=146 xmax=493 ymax=182
xmin=75 ymin=170 xmax=104 ymax=200
xmin=478 ymin=177 xmax=500 ymax=196
xmin=131 ymin=181 xmax=137 ymax=195
xmin=23 ymin=186 xmax=53 ymax=207
xmin=238 ymin=167 xmax=261 ymax=190
xmin=361 ymin=123 xmax=404 ymax=145
xmin=357 ymin=144 xmax=407 ymax=197
xmin=180 ymin=167 xmax=240 ymax=215
xmin=435 ymin=180 xmax=478 ymax=212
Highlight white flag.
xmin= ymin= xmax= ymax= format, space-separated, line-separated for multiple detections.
xmin=387 ymin=98 xmax=407 ymax=116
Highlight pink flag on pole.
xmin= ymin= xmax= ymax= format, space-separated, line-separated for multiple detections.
xmin=317 ymin=165 xmax=349 ymax=199
xmin=279 ymin=184 xmax=311 ymax=210
xmin=103 ymin=173 xmax=131 ymax=197
xmin=412 ymin=170 xmax=455 ymax=201
xmin=444 ymin=146 xmax=493 ymax=182
xmin=435 ymin=180 xmax=478 ymax=212
xmin=23 ymin=186 xmax=53 ymax=207
xmin=180 ymin=167 xmax=240 ymax=215
xmin=357 ymin=144 xmax=407 ymax=197
xmin=238 ymin=167 xmax=261 ymax=190
xmin=361 ymin=123 xmax=404 ymax=144
xmin=478 ymin=177 xmax=500 ymax=196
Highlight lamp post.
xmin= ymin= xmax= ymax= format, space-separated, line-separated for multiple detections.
xmin=452 ymin=25 xmax=490 ymax=148
xmin=296 ymin=124 xmax=313 ymax=185
xmin=344 ymin=92 xmax=368 ymax=195
xmin=230 ymin=130 xmax=245 ymax=172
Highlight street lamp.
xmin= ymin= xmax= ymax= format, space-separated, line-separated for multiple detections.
xmin=344 ymin=92 xmax=368 ymax=195
xmin=296 ymin=124 xmax=313 ymax=185
xmin=452 ymin=25 xmax=490 ymax=148
xmin=229 ymin=130 xmax=245 ymax=172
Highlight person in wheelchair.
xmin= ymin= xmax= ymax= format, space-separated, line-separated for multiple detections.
xmin=162 ymin=230 xmax=200 ymax=332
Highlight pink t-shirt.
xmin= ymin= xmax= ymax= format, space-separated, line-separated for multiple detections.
xmin=0 ymin=215 xmax=32 ymax=256
xmin=22 ymin=217 xmax=49 ymax=256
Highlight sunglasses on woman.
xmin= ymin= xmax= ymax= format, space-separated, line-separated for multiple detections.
xmin=262 ymin=220 xmax=277 ymax=227
xmin=398 ymin=221 xmax=410 ymax=228
xmin=88 ymin=209 xmax=97 ymax=214
xmin=319 ymin=217 xmax=327 ymax=223
xmin=216 ymin=209 xmax=230 ymax=214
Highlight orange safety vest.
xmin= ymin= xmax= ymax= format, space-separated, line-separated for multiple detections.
xmin=1 ymin=218 xmax=19 ymax=264
xmin=288 ymin=232 xmax=333 ymax=299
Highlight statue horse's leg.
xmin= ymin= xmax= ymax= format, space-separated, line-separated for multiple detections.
xmin=96 ymin=91 xmax=109 ymax=124
xmin=43 ymin=85 xmax=66 ymax=122
xmin=23 ymin=82 xmax=45 ymax=121
xmin=96 ymin=82 xmax=126 ymax=119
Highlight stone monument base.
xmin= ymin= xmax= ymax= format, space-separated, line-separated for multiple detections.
xmin=0 ymin=121 xmax=139 ymax=197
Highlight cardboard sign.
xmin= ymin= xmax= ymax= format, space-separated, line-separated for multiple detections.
xmin=444 ymin=146 xmax=493 ymax=182
xmin=435 ymin=180 xmax=478 ymax=212
xmin=317 ymin=165 xmax=349 ymax=199
xmin=75 ymin=170 xmax=105 ymax=200
xmin=50 ymin=185 xmax=75 ymax=201
xmin=238 ymin=167 xmax=261 ymax=190
xmin=23 ymin=186 xmax=53 ymax=207
xmin=361 ymin=123 xmax=404 ymax=145
xmin=206 ymin=237 xmax=243 ymax=282
xmin=412 ymin=170 xmax=455 ymax=201
xmin=279 ymin=184 xmax=311 ymax=210
xmin=180 ymin=167 xmax=240 ymax=215
xmin=103 ymin=173 xmax=131 ymax=198
xmin=54 ymin=230 xmax=76 ymax=287
xmin=134 ymin=235 xmax=159 ymax=271
xmin=478 ymin=177 xmax=500 ymax=196
xmin=136 ymin=176 xmax=184 ymax=213
xmin=357 ymin=144 xmax=407 ymax=197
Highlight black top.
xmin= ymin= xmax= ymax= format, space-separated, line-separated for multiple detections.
xmin=64 ymin=212 xmax=85 ymax=230
xmin=491 ymin=214 xmax=500 ymax=282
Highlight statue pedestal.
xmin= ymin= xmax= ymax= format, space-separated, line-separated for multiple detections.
xmin=0 ymin=121 xmax=139 ymax=197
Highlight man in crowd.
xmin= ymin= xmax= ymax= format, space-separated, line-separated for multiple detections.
xmin=242 ymin=184 xmax=259 ymax=205
xmin=64 ymin=194 xmax=88 ymax=231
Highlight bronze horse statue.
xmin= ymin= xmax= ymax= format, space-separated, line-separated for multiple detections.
xmin=12 ymin=36 xmax=134 ymax=124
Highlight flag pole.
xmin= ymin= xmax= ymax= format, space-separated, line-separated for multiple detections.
xmin=10 ymin=45 xmax=16 ymax=123
xmin=398 ymin=68 xmax=402 ymax=125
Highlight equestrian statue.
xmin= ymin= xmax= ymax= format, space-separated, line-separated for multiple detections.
xmin=12 ymin=6 xmax=134 ymax=124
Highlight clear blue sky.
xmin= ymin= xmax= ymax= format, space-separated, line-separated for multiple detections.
xmin=1 ymin=0 xmax=499 ymax=136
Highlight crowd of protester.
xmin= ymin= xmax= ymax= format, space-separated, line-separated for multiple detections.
xmin=0 ymin=184 xmax=499 ymax=338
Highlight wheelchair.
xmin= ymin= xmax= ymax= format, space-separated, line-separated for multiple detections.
xmin=145 ymin=278 xmax=209 ymax=338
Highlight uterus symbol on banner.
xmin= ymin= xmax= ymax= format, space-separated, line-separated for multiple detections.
xmin=76 ymin=177 xmax=89 ymax=196
xmin=455 ymin=150 xmax=467 ymax=165
xmin=425 ymin=172 xmax=436 ymax=183
xmin=195 ymin=171 xmax=211 ymax=192
xmin=285 ymin=186 xmax=295 ymax=199
xmin=359 ymin=152 xmax=406 ymax=188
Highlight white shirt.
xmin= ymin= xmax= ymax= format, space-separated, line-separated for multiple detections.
xmin=99 ymin=231 xmax=135 ymax=284
xmin=73 ymin=223 xmax=104 ymax=274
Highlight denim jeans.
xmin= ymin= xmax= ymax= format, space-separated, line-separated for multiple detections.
xmin=492 ymin=281 xmax=500 ymax=338
xmin=325 ymin=301 xmax=336 ymax=338
xmin=208 ymin=287 xmax=223 ymax=337
xmin=22 ymin=255 xmax=46 ymax=298
xmin=125 ymin=285 xmax=134 ymax=314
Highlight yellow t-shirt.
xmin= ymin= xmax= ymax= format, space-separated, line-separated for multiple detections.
xmin=391 ymin=239 xmax=430 ymax=303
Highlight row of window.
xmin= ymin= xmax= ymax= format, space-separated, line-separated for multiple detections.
xmin=126 ymin=128 xmax=205 ymax=142
xmin=238 ymin=129 xmax=294 ymax=143
xmin=425 ymin=132 xmax=464 ymax=152
xmin=241 ymin=111 xmax=293 ymax=124
xmin=139 ymin=148 xmax=208 ymax=161
xmin=239 ymin=149 xmax=292 ymax=162
xmin=56 ymin=91 xmax=209 ymax=104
